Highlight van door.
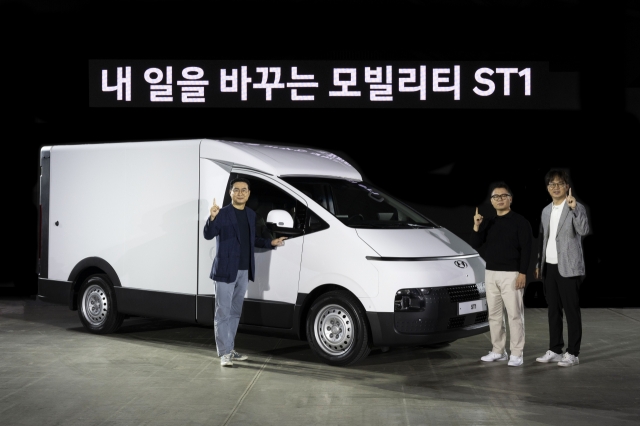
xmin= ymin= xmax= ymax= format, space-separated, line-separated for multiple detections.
xmin=231 ymin=171 xmax=306 ymax=328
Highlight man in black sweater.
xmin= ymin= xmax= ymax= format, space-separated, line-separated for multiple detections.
xmin=470 ymin=182 xmax=533 ymax=367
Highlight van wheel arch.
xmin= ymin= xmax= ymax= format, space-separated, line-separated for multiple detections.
xmin=68 ymin=257 xmax=121 ymax=310
xmin=299 ymin=285 xmax=372 ymax=342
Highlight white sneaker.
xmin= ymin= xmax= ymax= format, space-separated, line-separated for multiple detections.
xmin=220 ymin=354 xmax=233 ymax=367
xmin=230 ymin=350 xmax=248 ymax=361
xmin=558 ymin=352 xmax=579 ymax=367
xmin=481 ymin=351 xmax=508 ymax=362
xmin=536 ymin=350 xmax=563 ymax=363
xmin=508 ymin=354 xmax=523 ymax=367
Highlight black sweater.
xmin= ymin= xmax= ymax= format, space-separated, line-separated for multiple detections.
xmin=469 ymin=210 xmax=533 ymax=274
xmin=234 ymin=207 xmax=251 ymax=270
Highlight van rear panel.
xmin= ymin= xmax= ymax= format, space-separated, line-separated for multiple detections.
xmin=38 ymin=147 xmax=51 ymax=279
xmin=37 ymin=147 xmax=72 ymax=305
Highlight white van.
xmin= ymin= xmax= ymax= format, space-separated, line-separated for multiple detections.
xmin=37 ymin=138 xmax=488 ymax=366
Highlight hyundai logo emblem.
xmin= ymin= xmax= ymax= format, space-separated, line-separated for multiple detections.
xmin=454 ymin=260 xmax=468 ymax=268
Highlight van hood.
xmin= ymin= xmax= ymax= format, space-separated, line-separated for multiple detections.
xmin=355 ymin=227 xmax=477 ymax=258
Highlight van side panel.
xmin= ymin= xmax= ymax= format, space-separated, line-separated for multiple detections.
xmin=48 ymin=140 xmax=201 ymax=297
xmin=298 ymin=215 xmax=379 ymax=300
xmin=115 ymin=287 xmax=196 ymax=323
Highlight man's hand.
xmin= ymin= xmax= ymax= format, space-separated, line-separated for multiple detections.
xmin=271 ymin=236 xmax=287 ymax=247
xmin=210 ymin=198 xmax=220 ymax=220
xmin=516 ymin=273 xmax=526 ymax=289
xmin=534 ymin=267 xmax=540 ymax=280
xmin=567 ymin=187 xmax=576 ymax=210
xmin=473 ymin=207 xmax=483 ymax=231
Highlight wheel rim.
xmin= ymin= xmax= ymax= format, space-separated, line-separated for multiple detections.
xmin=313 ymin=304 xmax=355 ymax=356
xmin=81 ymin=284 xmax=108 ymax=327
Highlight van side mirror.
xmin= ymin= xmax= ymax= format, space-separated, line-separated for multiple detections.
xmin=266 ymin=209 xmax=294 ymax=228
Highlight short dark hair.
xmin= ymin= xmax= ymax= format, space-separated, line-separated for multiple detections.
xmin=545 ymin=169 xmax=571 ymax=187
xmin=229 ymin=177 xmax=250 ymax=191
xmin=489 ymin=181 xmax=512 ymax=198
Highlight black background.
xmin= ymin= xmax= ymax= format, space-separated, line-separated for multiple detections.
xmin=1 ymin=0 xmax=637 ymax=307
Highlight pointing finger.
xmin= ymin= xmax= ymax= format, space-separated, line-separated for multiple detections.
xmin=475 ymin=207 xmax=478 ymax=215
xmin=568 ymin=188 xmax=572 ymax=198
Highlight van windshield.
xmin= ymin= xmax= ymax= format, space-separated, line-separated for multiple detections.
xmin=281 ymin=177 xmax=438 ymax=229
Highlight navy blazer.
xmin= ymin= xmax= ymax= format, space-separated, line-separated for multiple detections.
xmin=203 ymin=204 xmax=274 ymax=283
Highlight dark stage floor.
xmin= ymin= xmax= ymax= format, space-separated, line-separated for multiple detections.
xmin=1 ymin=297 xmax=638 ymax=426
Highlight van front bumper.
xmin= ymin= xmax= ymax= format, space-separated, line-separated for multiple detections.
xmin=367 ymin=311 xmax=488 ymax=346
xmin=367 ymin=283 xmax=489 ymax=346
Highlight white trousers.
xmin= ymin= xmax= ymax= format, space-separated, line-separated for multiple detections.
xmin=485 ymin=270 xmax=525 ymax=357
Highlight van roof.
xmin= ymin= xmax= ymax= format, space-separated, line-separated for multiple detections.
xmin=201 ymin=139 xmax=362 ymax=180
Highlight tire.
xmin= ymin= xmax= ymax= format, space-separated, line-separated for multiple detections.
xmin=77 ymin=274 xmax=124 ymax=334
xmin=306 ymin=290 xmax=372 ymax=366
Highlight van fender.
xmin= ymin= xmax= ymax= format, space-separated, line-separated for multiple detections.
xmin=299 ymin=272 xmax=376 ymax=300
xmin=67 ymin=257 xmax=121 ymax=310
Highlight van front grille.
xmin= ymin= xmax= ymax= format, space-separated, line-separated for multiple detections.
xmin=474 ymin=311 xmax=488 ymax=324
xmin=447 ymin=316 xmax=466 ymax=329
xmin=447 ymin=284 xmax=481 ymax=303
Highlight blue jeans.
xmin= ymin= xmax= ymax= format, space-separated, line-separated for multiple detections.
xmin=214 ymin=270 xmax=248 ymax=357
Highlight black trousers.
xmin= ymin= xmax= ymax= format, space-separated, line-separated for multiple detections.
xmin=544 ymin=263 xmax=582 ymax=356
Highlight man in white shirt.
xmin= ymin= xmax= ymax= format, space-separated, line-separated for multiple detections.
xmin=534 ymin=169 xmax=590 ymax=367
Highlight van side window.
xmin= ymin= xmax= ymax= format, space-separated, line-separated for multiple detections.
xmin=306 ymin=210 xmax=330 ymax=235
xmin=227 ymin=173 xmax=306 ymax=235
xmin=283 ymin=181 xmax=335 ymax=214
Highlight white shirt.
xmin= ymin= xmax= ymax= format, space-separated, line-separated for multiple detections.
xmin=545 ymin=199 xmax=566 ymax=264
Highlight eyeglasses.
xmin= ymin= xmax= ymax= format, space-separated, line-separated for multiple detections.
xmin=231 ymin=188 xmax=249 ymax=194
xmin=547 ymin=182 xmax=566 ymax=189
xmin=491 ymin=194 xmax=511 ymax=200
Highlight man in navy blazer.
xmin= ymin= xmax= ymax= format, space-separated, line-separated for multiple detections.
xmin=203 ymin=177 xmax=287 ymax=367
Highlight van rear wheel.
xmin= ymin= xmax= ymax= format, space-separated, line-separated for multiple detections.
xmin=77 ymin=274 xmax=124 ymax=334
xmin=306 ymin=290 xmax=371 ymax=366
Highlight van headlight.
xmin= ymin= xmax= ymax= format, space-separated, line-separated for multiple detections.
xmin=394 ymin=288 xmax=430 ymax=312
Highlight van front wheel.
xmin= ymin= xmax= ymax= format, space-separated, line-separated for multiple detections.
xmin=306 ymin=290 xmax=371 ymax=366
xmin=77 ymin=274 xmax=124 ymax=334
